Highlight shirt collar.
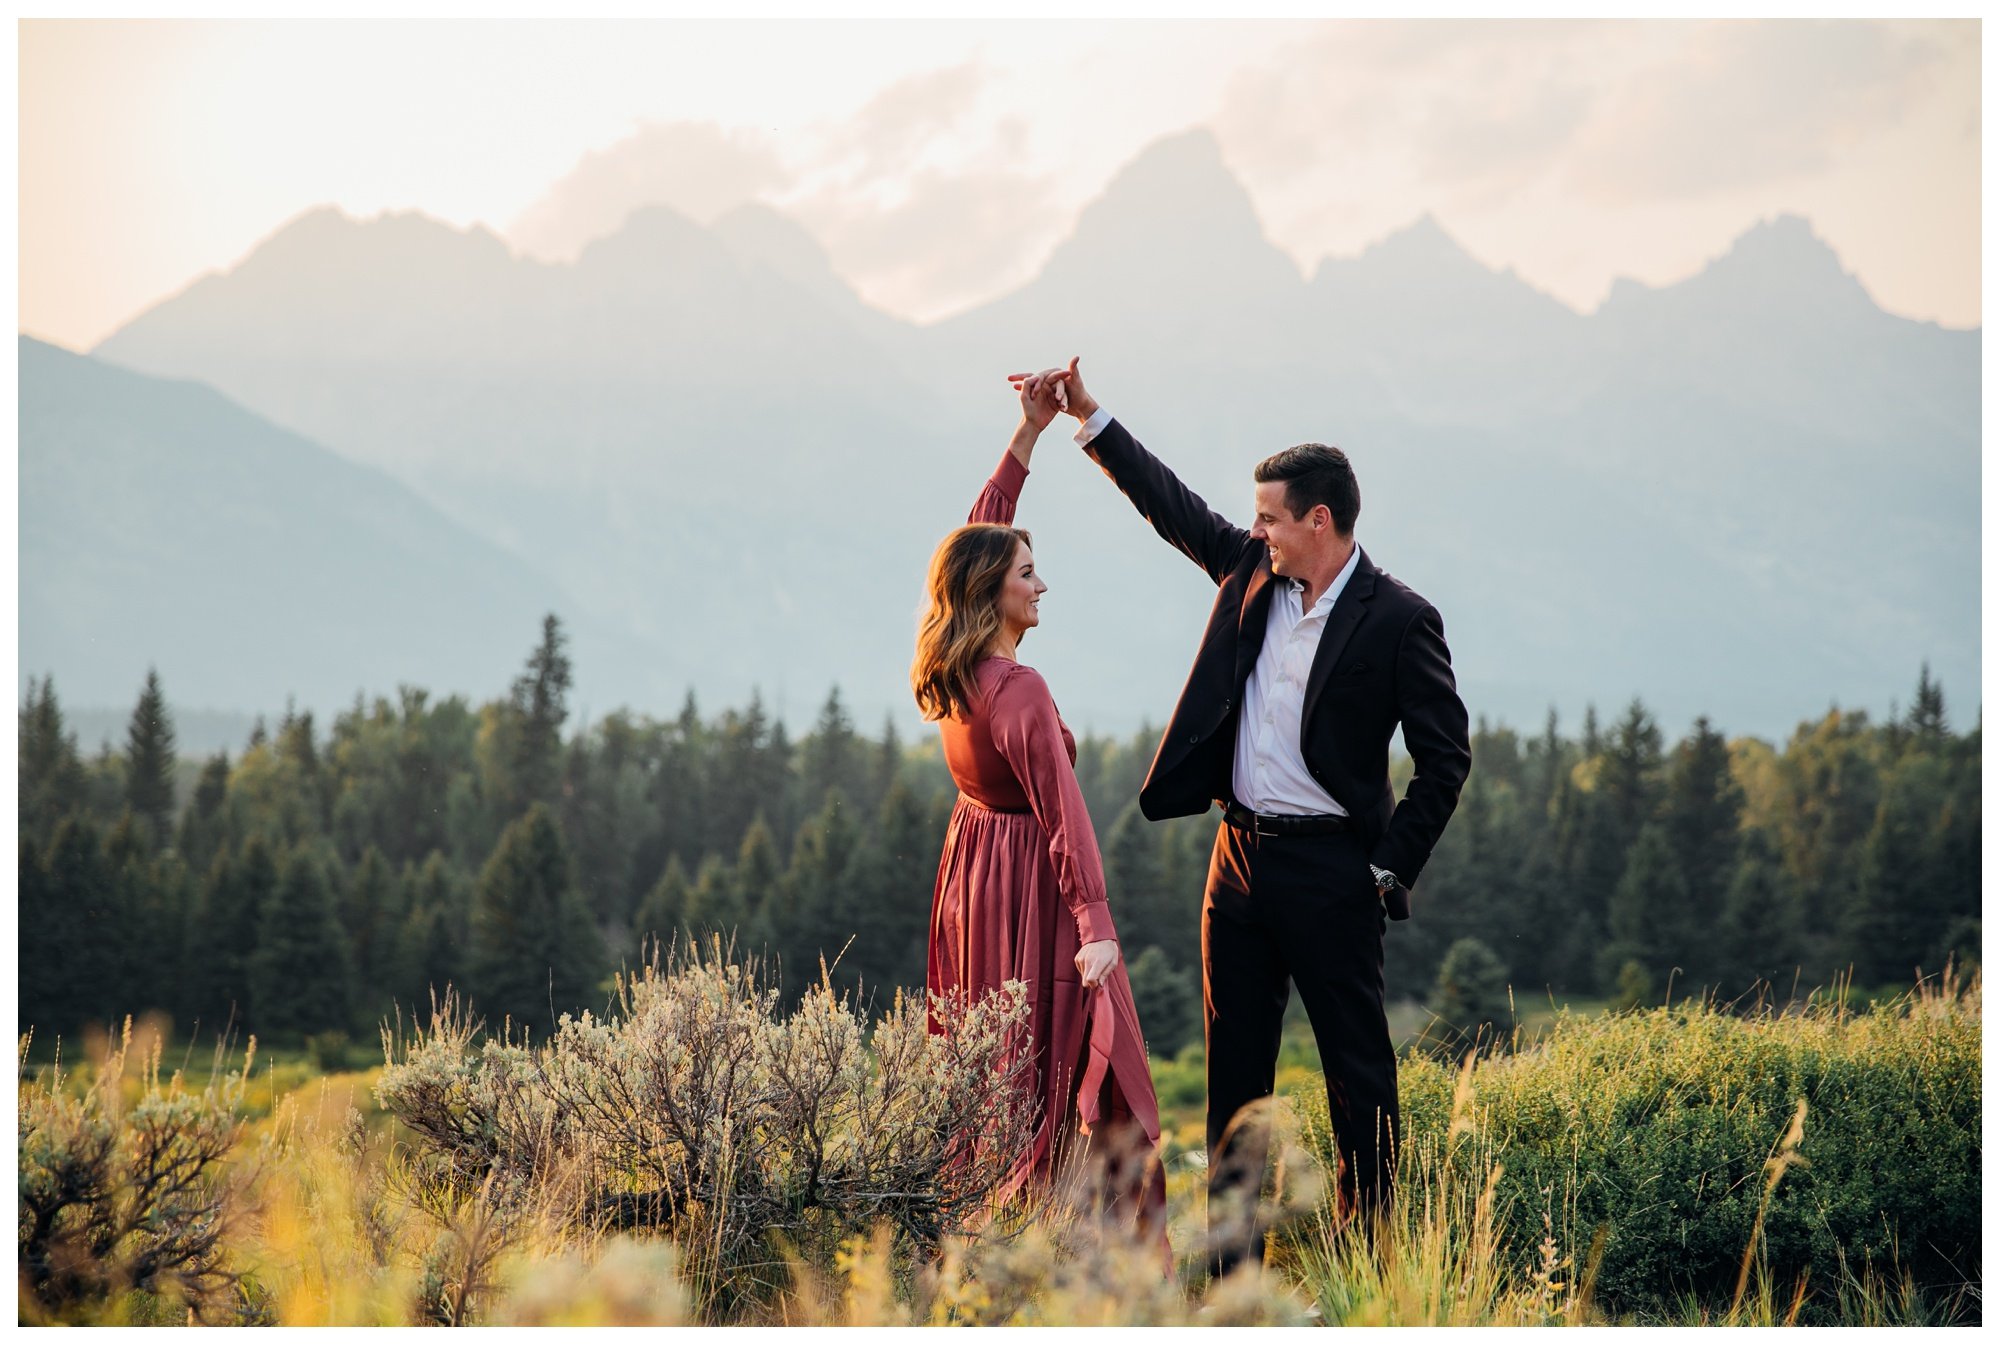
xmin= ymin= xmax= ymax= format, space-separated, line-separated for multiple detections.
xmin=1286 ymin=543 xmax=1362 ymax=616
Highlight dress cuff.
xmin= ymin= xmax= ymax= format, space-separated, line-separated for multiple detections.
xmin=1074 ymin=900 xmax=1120 ymax=946
xmin=990 ymin=447 xmax=1029 ymax=502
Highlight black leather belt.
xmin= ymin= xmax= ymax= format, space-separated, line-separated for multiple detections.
xmin=1223 ymin=801 xmax=1350 ymax=837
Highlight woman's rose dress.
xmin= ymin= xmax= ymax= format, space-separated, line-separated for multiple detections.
xmin=926 ymin=447 xmax=1169 ymax=1253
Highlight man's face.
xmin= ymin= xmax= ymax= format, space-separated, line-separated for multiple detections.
xmin=1250 ymin=481 xmax=1321 ymax=577
xmin=996 ymin=539 xmax=1047 ymax=636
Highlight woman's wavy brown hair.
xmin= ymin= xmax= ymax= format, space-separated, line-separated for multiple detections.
xmin=912 ymin=522 xmax=1033 ymax=722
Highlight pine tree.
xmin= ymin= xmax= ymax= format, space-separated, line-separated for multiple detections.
xmin=1103 ymin=801 xmax=1175 ymax=962
xmin=249 ymin=847 xmax=354 ymax=1038
xmin=509 ymin=614 xmax=572 ymax=814
xmin=1601 ymin=822 xmax=1690 ymax=995
xmin=766 ymin=713 xmax=799 ymax=845
xmin=467 ymin=802 xmax=603 ymax=1035
xmin=801 ymin=686 xmax=858 ymax=810
xmin=731 ymin=815 xmax=783 ymax=955
xmin=407 ymin=850 xmax=467 ymax=943
xmin=707 ymin=696 xmax=768 ymax=857
xmin=1716 ymin=829 xmax=1804 ymax=996
xmin=1910 ymin=663 xmax=1948 ymax=743
xmin=391 ymin=851 xmax=467 ymax=1016
xmin=1125 ymin=946 xmax=1199 ymax=1058
xmin=278 ymin=704 xmax=321 ymax=780
xmin=342 ymin=846 xmax=404 ymax=1014
xmin=1531 ymin=707 xmax=1565 ymax=814
xmin=782 ymin=790 xmax=863 ymax=991
xmin=19 ymin=675 xmax=88 ymax=840
xmin=871 ymin=714 xmax=904 ymax=818
xmin=391 ymin=897 xmax=462 ymax=1021
xmin=633 ymin=854 xmax=693 ymax=946
xmin=185 ymin=836 xmax=279 ymax=1033
xmin=1842 ymin=756 xmax=1948 ymax=986
xmin=104 ymin=812 xmax=169 ymax=1014
xmin=682 ymin=855 xmax=743 ymax=952
xmin=1660 ymin=717 xmax=1743 ymax=983
xmin=18 ymin=834 xmax=62 ymax=1034
xmin=839 ymin=780 xmax=940 ymax=993
xmin=1600 ymin=700 xmax=1664 ymax=839
xmin=1430 ymin=937 xmax=1512 ymax=1048
xmin=37 ymin=815 xmax=116 ymax=1030
xmin=124 ymin=668 xmax=178 ymax=847
xmin=667 ymin=691 xmax=706 ymax=862
xmin=148 ymin=852 xmax=197 ymax=1027
xmin=175 ymin=751 xmax=233 ymax=873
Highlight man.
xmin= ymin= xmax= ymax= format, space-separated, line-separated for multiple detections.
xmin=1012 ymin=357 xmax=1471 ymax=1276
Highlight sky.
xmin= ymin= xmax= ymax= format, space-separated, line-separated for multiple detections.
xmin=17 ymin=17 xmax=1982 ymax=352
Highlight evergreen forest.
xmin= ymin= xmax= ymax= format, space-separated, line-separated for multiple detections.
xmin=17 ymin=616 xmax=1981 ymax=1056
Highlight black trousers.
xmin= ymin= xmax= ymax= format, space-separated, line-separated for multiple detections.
xmin=1202 ymin=818 xmax=1398 ymax=1277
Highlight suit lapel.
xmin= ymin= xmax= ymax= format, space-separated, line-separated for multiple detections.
xmin=1234 ymin=562 xmax=1277 ymax=689
xmin=1302 ymin=547 xmax=1376 ymax=726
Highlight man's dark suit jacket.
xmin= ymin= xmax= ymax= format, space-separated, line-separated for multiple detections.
xmin=1083 ymin=418 xmax=1472 ymax=919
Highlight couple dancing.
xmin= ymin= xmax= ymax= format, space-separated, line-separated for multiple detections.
xmin=912 ymin=357 xmax=1472 ymax=1275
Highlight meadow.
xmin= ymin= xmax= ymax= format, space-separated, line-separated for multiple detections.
xmin=18 ymin=956 xmax=1980 ymax=1327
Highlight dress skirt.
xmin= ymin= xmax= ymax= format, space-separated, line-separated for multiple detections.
xmin=928 ymin=793 xmax=1167 ymax=1236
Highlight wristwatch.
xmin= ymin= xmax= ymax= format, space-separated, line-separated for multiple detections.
xmin=1369 ymin=865 xmax=1400 ymax=894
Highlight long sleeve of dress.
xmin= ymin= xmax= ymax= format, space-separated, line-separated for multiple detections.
xmin=986 ymin=667 xmax=1120 ymax=947
xmin=969 ymin=448 xmax=1029 ymax=525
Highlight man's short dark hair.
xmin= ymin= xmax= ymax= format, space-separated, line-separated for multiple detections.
xmin=1254 ymin=443 xmax=1359 ymax=535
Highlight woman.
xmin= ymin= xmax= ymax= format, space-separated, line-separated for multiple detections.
xmin=912 ymin=370 xmax=1168 ymax=1254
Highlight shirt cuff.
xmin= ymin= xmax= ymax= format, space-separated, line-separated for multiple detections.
xmin=1073 ymin=406 xmax=1112 ymax=446
xmin=991 ymin=446 xmax=1029 ymax=501
xmin=1074 ymin=900 xmax=1120 ymax=947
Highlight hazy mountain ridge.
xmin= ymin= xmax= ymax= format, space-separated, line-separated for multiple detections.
xmin=61 ymin=127 xmax=1979 ymax=739
xmin=18 ymin=335 xmax=685 ymax=715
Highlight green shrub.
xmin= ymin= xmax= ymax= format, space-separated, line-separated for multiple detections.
xmin=1292 ymin=975 xmax=1980 ymax=1321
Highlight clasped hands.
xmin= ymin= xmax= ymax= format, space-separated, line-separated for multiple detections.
xmin=1009 ymin=356 xmax=1099 ymax=434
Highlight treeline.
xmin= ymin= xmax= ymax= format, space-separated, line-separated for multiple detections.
xmin=1399 ymin=673 xmax=1981 ymax=1028
xmin=16 ymin=615 xmax=1980 ymax=1058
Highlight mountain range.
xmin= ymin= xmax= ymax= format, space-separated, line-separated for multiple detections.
xmin=28 ymin=127 xmax=1979 ymax=743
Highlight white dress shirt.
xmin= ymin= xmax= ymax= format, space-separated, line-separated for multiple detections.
xmin=1077 ymin=407 xmax=1355 ymax=816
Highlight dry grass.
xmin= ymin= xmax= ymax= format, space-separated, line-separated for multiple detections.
xmin=18 ymin=970 xmax=1979 ymax=1326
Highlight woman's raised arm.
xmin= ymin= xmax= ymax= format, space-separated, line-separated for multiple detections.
xmin=967 ymin=369 xmax=1069 ymax=525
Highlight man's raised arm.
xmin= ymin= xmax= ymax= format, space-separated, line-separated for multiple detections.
xmin=1011 ymin=357 xmax=1255 ymax=587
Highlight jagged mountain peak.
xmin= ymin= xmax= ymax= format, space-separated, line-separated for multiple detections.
xmin=1599 ymin=212 xmax=1874 ymax=321
xmin=1368 ymin=211 xmax=1459 ymax=257
xmin=1030 ymin=126 xmax=1299 ymax=298
xmin=1314 ymin=211 xmax=1491 ymax=286
xmin=247 ymin=205 xmax=512 ymax=268
xmin=710 ymin=201 xmax=853 ymax=303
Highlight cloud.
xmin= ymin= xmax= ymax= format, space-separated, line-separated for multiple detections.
xmin=503 ymin=60 xmax=1062 ymax=323
xmin=507 ymin=121 xmax=787 ymax=262
xmin=1214 ymin=19 xmax=1963 ymax=214
xmin=1212 ymin=21 xmax=1610 ymax=194
xmin=827 ymin=61 xmax=987 ymax=182
xmin=783 ymin=70 xmax=1062 ymax=320
xmin=1565 ymin=21 xmax=1965 ymax=203
xmin=788 ymin=158 xmax=1063 ymax=322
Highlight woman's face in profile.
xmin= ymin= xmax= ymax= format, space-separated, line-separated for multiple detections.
xmin=996 ymin=539 xmax=1047 ymax=639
